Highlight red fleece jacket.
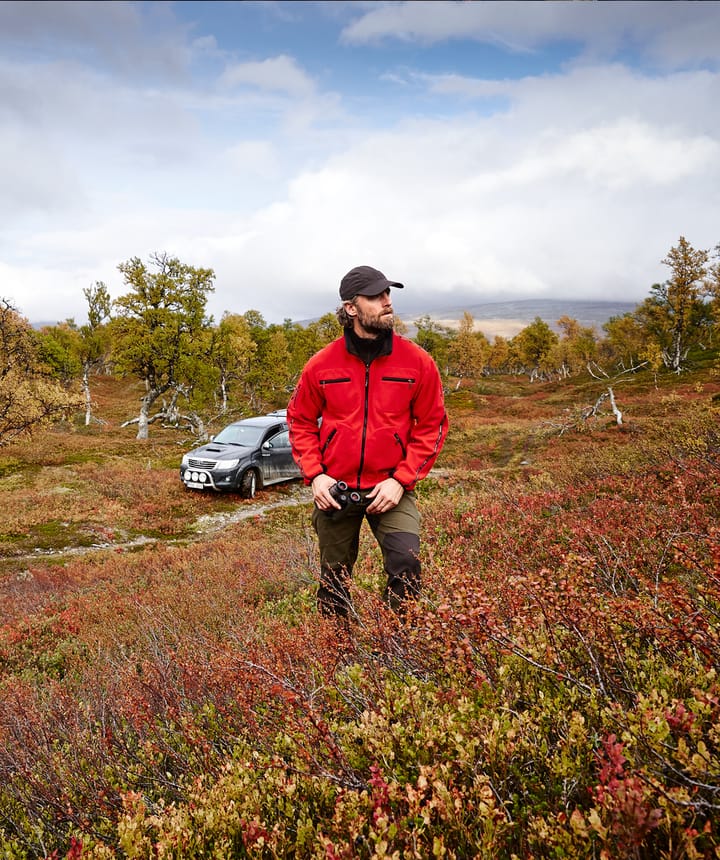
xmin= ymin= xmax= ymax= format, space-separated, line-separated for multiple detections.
xmin=287 ymin=331 xmax=448 ymax=491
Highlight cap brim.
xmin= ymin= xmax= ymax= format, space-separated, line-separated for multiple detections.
xmin=357 ymin=280 xmax=404 ymax=296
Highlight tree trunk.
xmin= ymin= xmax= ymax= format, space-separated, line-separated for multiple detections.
xmin=136 ymin=388 xmax=163 ymax=440
xmin=607 ymin=387 xmax=623 ymax=425
xmin=672 ymin=331 xmax=684 ymax=374
xmin=83 ymin=364 xmax=92 ymax=426
xmin=164 ymin=386 xmax=186 ymax=425
xmin=221 ymin=376 xmax=228 ymax=414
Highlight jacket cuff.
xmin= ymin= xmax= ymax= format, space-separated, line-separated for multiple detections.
xmin=390 ymin=470 xmax=412 ymax=491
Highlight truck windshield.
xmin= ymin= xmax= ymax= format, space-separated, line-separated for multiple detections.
xmin=213 ymin=425 xmax=266 ymax=446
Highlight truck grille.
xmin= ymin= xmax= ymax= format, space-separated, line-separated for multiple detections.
xmin=187 ymin=458 xmax=217 ymax=469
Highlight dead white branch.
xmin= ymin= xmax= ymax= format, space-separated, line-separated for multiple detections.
xmin=607 ymin=386 xmax=623 ymax=425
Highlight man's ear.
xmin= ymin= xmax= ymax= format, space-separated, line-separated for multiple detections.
xmin=344 ymin=301 xmax=357 ymax=318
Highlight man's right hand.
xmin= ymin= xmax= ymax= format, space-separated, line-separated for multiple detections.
xmin=311 ymin=474 xmax=342 ymax=511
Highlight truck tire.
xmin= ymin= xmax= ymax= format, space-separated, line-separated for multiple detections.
xmin=240 ymin=469 xmax=258 ymax=499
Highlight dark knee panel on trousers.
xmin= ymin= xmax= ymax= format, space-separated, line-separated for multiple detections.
xmin=382 ymin=531 xmax=421 ymax=610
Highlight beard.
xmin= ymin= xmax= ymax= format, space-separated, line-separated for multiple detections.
xmin=355 ymin=303 xmax=394 ymax=336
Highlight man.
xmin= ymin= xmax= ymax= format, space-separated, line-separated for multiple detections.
xmin=287 ymin=265 xmax=448 ymax=620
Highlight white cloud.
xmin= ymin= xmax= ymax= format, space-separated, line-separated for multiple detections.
xmin=197 ymin=60 xmax=718 ymax=320
xmin=5 ymin=56 xmax=719 ymax=325
xmin=0 ymin=0 xmax=194 ymax=80
xmin=219 ymin=54 xmax=316 ymax=97
xmin=223 ymin=140 xmax=280 ymax=180
xmin=341 ymin=0 xmax=720 ymax=68
xmin=481 ymin=121 xmax=719 ymax=192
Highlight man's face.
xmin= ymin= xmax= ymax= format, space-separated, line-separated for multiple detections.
xmin=350 ymin=288 xmax=394 ymax=336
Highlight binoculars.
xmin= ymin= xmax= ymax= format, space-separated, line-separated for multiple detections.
xmin=328 ymin=480 xmax=368 ymax=508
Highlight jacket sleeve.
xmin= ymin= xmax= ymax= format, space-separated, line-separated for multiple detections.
xmin=391 ymin=352 xmax=449 ymax=491
xmin=287 ymin=366 xmax=325 ymax=484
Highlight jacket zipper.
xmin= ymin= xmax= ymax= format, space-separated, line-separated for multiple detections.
xmin=356 ymin=362 xmax=371 ymax=486
xmin=382 ymin=376 xmax=416 ymax=384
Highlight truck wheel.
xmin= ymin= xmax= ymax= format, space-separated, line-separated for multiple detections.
xmin=240 ymin=469 xmax=258 ymax=499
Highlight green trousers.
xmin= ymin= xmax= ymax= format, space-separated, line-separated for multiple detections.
xmin=311 ymin=491 xmax=421 ymax=618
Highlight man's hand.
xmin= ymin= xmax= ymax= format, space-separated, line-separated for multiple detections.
xmin=365 ymin=477 xmax=404 ymax=514
xmin=312 ymin=474 xmax=342 ymax=511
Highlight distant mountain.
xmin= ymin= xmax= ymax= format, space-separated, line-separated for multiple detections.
xmin=399 ymin=298 xmax=639 ymax=339
xmin=31 ymin=298 xmax=639 ymax=339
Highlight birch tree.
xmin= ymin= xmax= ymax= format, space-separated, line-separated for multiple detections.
xmin=638 ymin=236 xmax=710 ymax=373
xmin=80 ymin=282 xmax=112 ymax=424
xmin=112 ymin=253 xmax=215 ymax=440
xmin=212 ymin=312 xmax=256 ymax=415
xmin=447 ymin=311 xmax=489 ymax=389
xmin=0 ymin=300 xmax=83 ymax=445
xmin=512 ymin=316 xmax=559 ymax=380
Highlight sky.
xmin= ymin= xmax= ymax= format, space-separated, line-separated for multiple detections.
xmin=1 ymin=0 xmax=719 ymax=327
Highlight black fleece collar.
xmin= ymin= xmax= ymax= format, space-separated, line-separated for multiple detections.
xmin=344 ymin=327 xmax=394 ymax=365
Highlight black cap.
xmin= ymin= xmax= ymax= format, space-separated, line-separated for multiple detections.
xmin=339 ymin=265 xmax=404 ymax=301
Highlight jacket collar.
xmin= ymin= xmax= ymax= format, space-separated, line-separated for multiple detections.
xmin=344 ymin=327 xmax=394 ymax=363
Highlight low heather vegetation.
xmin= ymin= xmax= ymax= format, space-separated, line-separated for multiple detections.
xmin=0 ymin=365 xmax=719 ymax=858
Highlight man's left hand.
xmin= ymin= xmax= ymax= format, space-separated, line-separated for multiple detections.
xmin=365 ymin=477 xmax=404 ymax=514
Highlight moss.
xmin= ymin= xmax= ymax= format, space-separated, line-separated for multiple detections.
xmin=0 ymin=457 xmax=25 ymax=478
xmin=32 ymin=521 xmax=99 ymax=551
xmin=62 ymin=451 xmax=108 ymax=465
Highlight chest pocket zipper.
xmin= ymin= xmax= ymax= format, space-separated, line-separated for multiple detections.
xmin=382 ymin=376 xmax=416 ymax=384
